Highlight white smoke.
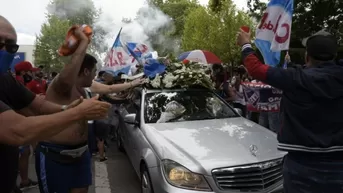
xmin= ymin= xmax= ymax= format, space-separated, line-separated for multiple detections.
xmin=47 ymin=0 xmax=176 ymax=64
xmin=47 ymin=0 xmax=94 ymax=19
xmin=95 ymin=3 xmax=175 ymax=56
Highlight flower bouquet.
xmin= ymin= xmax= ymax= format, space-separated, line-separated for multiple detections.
xmin=148 ymin=59 xmax=214 ymax=89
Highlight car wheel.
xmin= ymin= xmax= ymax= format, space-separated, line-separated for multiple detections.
xmin=141 ymin=164 xmax=154 ymax=193
xmin=115 ymin=128 xmax=125 ymax=153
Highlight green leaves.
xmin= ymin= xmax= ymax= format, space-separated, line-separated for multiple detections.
xmin=147 ymin=0 xmax=200 ymax=55
xmin=182 ymin=0 xmax=253 ymax=65
xmin=34 ymin=0 xmax=107 ymax=72
xmin=34 ymin=15 xmax=70 ymax=71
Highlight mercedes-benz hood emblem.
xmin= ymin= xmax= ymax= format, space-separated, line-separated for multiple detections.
xmin=249 ymin=145 xmax=258 ymax=156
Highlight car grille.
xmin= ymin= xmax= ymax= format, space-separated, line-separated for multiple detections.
xmin=212 ymin=159 xmax=283 ymax=192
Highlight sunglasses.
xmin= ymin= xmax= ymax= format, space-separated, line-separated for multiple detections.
xmin=0 ymin=42 xmax=19 ymax=54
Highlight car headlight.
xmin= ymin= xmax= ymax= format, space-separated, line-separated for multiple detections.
xmin=162 ymin=159 xmax=211 ymax=191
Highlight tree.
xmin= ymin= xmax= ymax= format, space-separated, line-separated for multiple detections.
xmin=34 ymin=15 xmax=70 ymax=71
xmin=146 ymin=0 xmax=200 ymax=54
xmin=182 ymin=0 xmax=253 ymax=65
xmin=34 ymin=0 xmax=107 ymax=71
xmin=151 ymin=0 xmax=200 ymax=38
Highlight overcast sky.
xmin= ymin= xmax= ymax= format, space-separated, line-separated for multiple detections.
xmin=0 ymin=0 xmax=265 ymax=46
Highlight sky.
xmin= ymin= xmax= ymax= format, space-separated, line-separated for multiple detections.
xmin=0 ymin=0 xmax=262 ymax=46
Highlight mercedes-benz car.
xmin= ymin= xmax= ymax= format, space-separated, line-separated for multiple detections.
xmin=116 ymin=88 xmax=285 ymax=193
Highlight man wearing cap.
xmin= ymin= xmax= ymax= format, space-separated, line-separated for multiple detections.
xmin=237 ymin=29 xmax=343 ymax=193
xmin=26 ymin=67 xmax=47 ymax=95
xmin=14 ymin=61 xmax=33 ymax=85
xmin=14 ymin=62 xmax=42 ymax=190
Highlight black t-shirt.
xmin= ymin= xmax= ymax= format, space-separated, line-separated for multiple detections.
xmin=0 ymin=73 xmax=35 ymax=193
xmin=0 ymin=100 xmax=10 ymax=112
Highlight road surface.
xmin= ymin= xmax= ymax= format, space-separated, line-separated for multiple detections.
xmin=21 ymin=142 xmax=140 ymax=193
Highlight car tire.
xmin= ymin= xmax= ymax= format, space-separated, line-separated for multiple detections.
xmin=141 ymin=164 xmax=154 ymax=193
xmin=115 ymin=128 xmax=125 ymax=153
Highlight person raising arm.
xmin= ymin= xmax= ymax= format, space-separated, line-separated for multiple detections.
xmin=237 ymin=29 xmax=343 ymax=193
xmin=37 ymin=26 xmax=109 ymax=193
xmin=89 ymin=78 xmax=145 ymax=94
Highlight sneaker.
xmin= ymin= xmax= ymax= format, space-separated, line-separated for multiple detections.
xmin=19 ymin=179 xmax=38 ymax=190
xmin=99 ymin=157 xmax=108 ymax=162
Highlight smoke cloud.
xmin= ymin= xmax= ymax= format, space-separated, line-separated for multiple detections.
xmin=96 ymin=3 xmax=178 ymax=57
xmin=47 ymin=0 xmax=177 ymax=60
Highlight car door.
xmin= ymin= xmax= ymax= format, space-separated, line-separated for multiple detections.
xmin=117 ymin=102 xmax=133 ymax=157
xmin=126 ymin=96 xmax=143 ymax=172
xmin=130 ymin=118 xmax=150 ymax=173
xmin=120 ymin=93 xmax=141 ymax=163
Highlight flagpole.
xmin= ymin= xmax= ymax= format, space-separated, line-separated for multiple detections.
xmin=112 ymin=27 xmax=123 ymax=48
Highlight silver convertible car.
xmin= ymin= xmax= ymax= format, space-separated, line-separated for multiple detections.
xmin=116 ymin=88 xmax=285 ymax=193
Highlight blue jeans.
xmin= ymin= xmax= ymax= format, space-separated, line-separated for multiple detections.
xmin=259 ymin=112 xmax=280 ymax=133
xmin=283 ymin=154 xmax=343 ymax=193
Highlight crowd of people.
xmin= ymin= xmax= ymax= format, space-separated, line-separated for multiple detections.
xmin=211 ymin=62 xmax=281 ymax=132
xmin=1 ymin=12 xmax=343 ymax=193
xmin=0 ymin=16 xmax=144 ymax=193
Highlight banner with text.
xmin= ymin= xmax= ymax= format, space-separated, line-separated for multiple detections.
xmin=241 ymin=82 xmax=282 ymax=112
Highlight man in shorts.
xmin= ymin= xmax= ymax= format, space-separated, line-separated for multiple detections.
xmin=36 ymin=27 xmax=144 ymax=193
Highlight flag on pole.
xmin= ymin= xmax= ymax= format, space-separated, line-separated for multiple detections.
xmin=255 ymin=0 xmax=294 ymax=66
xmin=126 ymin=42 xmax=150 ymax=58
xmin=104 ymin=28 xmax=138 ymax=75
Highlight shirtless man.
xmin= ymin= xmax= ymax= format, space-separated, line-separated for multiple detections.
xmin=0 ymin=15 xmax=111 ymax=193
xmin=35 ymin=27 xmax=143 ymax=193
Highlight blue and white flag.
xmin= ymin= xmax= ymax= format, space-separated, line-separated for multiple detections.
xmin=126 ymin=42 xmax=150 ymax=58
xmin=104 ymin=28 xmax=138 ymax=75
xmin=255 ymin=0 xmax=294 ymax=66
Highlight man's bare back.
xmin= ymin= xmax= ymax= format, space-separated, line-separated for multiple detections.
xmin=45 ymin=80 xmax=88 ymax=145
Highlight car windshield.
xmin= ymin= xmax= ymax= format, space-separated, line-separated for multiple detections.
xmin=144 ymin=90 xmax=238 ymax=123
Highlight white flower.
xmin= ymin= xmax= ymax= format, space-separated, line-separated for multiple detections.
xmin=174 ymin=63 xmax=182 ymax=67
xmin=165 ymin=82 xmax=173 ymax=88
xmin=162 ymin=73 xmax=177 ymax=88
xmin=148 ymin=61 xmax=214 ymax=90
xmin=150 ymin=74 xmax=161 ymax=88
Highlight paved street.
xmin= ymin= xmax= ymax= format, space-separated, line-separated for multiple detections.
xmin=20 ymin=142 xmax=140 ymax=193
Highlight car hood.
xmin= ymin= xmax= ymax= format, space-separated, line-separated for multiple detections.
xmin=143 ymin=117 xmax=285 ymax=175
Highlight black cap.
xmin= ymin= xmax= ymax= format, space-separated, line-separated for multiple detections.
xmin=302 ymin=30 xmax=338 ymax=61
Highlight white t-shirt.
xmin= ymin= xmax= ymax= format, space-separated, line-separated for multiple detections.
xmin=233 ymin=85 xmax=246 ymax=105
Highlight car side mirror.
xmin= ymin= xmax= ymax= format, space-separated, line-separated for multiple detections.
xmin=234 ymin=108 xmax=243 ymax=116
xmin=124 ymin=113 xmax=139 ymax=126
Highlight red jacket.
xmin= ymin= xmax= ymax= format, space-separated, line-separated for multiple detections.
xmin=26 ymin=79 xmax=47 ymax=95
xmin=15 ymin=75 xmax=24 ymax=84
